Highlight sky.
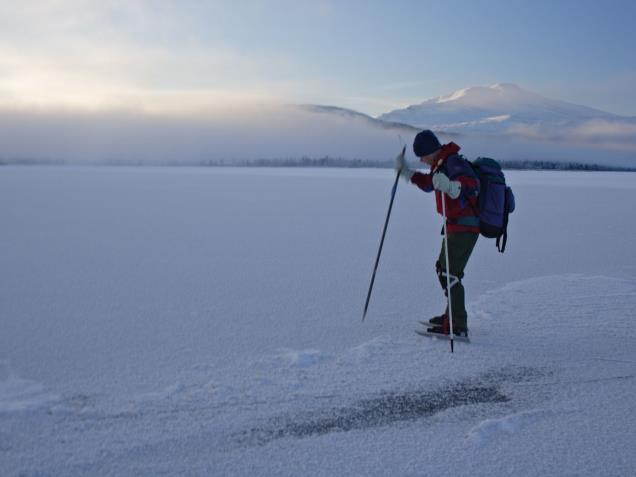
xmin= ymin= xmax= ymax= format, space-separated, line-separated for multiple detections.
xmin=1 ymin=0 xmax=636 ymax=117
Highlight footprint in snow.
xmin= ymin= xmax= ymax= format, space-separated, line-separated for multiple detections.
xmin=467 ymin=408 xmax=563 ymax=445
xmin=279 ymin=349 xmax=327 ymax=369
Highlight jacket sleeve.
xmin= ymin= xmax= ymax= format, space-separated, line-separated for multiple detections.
xmin=410 ymin=171 xmax=434 ymax=192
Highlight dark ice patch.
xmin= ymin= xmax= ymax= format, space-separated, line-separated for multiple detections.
xmin=238 ymin=383 xmax=508 ymax=446
xmin=237 ymin=367 xmax=544 ymax=446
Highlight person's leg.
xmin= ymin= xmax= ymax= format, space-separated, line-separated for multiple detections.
xmin=435 ymin=232 xmax=478 ymax=330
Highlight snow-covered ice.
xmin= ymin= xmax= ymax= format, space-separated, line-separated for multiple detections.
xmin=1 ymin=166 xmax=635 ymax=476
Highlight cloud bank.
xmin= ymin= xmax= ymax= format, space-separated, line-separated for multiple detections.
xmin=0 ymin=105 xmax=416 ymax=165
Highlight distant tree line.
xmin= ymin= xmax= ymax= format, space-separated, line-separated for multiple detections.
xmin=1 ymin=156 xmax=634 ymax=172
xmin=204 ymin=157 xmax=636 ymax=172
xmin=221 ymin=156 xmax=394 ymax=168
xmin=0 ymin=157 xmax=66 ymax=166
xmin=497 ymin=160 xmax=636 ymax=172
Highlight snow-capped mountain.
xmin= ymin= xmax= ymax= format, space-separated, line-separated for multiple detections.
xmin=379 ymin=83 xmax=634 ymax=134
xmin=377 ymin=83 xmax=636 ymax=165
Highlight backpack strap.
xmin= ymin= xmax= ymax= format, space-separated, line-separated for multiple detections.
xmin=496 ymin=232 xmax=507 ymax=253
xmin=497 ymin=191 xmax=510 ymax=253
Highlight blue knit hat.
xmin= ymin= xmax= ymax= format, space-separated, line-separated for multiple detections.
xmin=413 ymin=130 xmax=441 ymax=157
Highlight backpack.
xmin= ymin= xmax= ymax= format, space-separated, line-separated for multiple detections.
xmin=469 ymin=157 xmax=515 ymax=253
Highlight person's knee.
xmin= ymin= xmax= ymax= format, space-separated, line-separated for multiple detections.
xmin=435 ymin=262 xmax=446 ymax=291
xmin=436 ymin=262 xmax=462 ymax=292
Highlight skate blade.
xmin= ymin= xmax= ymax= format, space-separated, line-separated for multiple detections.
xmin=415 ymin=329 xmax=470 ymax=343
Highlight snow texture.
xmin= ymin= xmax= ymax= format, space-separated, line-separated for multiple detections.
xmin=1 ymin=166 xmax=635 ymax=476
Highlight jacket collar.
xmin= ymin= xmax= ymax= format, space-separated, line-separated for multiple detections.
xmin=431 ymin=142 xmax=461 ymax=173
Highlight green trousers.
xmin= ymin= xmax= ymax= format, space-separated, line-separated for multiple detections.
xmin=435 ymin=232 xmax=479 ymax=330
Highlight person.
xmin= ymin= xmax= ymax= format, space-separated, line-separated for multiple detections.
xmin=395 ymin=130 xmax=480 ymax=337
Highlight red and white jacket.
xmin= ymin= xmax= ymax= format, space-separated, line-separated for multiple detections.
xmin=410 ymin=142 xmax=480 ymax=234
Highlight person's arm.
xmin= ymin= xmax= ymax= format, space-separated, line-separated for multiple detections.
xmin=432 ymin=172 xmax=461 ymax=198
xmin=410 ymin=171 xmax=434 ymax=192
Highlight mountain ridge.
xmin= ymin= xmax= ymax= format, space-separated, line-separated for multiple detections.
xmin=377 ymin=83 xmax=635 ymax=134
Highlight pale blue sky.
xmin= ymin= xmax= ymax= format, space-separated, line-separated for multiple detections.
xmin=1 ymin=0 xmax=635 ymax=115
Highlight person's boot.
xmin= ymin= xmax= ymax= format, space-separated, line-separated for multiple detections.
xmin=427 ymin=314 xmax=468 ymax=337
xmin=427 ymin=313 xmax=446 ymax=327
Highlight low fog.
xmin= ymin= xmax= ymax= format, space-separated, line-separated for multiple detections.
xmin=0 ymin=105 xmax=634 ymax=167
xmin=0 ymin=105 xmax=416 ymax=165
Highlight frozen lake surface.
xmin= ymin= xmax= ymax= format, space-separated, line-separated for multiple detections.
xmin=1 ymin=166 xmax=635 ymax=476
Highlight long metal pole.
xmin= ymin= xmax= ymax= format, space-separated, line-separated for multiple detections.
xmin=362 ymin=159 xmax=403 ymax=321
xmin=441 ymin=192 xmax=455 ymax=352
